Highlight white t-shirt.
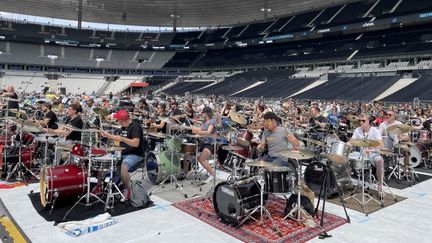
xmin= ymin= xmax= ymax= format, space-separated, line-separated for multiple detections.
xmin=351 ymin=126 xmax=382 ymax=152
xmin=379 ymin=120 xmax=405 ymax=145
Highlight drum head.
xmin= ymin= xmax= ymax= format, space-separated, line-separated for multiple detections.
xmin=40 ymin=166 xmax=48 ymax=207
xmin=146 ymin=151 xmax=181 ymax=185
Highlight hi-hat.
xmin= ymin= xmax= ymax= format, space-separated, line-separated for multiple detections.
xmin=22 ymin=124 xmax=42 ymax=133
xmin=221 ymin=145 xmax=243 ymax=151
xmin=346 ymin=114 xmax=359 ymax=122
xmin=245 ymin=160 xmax=276 ymax=168
xmin=350 ymin=139 xmax=380 ymax=147
xmin=93 ymin=107 xmax=110 ymax=117
xmin=9 ymin=109 xmax=26 ymax=115
xmin=229 ymin=111 xmax=247 ymax=125
xmin=247 ymin=122 xmax=264 ymax=130
xmin=100 ymin=147 xmax=125 ymax=152
xmin=386 ymin=124 xmax=415 ymax=134
xmin=277 ymin=149 xmax=315 ymax=160
xmin=147 ymin=132 xmax=166 ymax=139
xmin=300 ymin=137 xmax=328 ymax=147
xmin=2 ymin=116 xmax=23 ymax=124
xmin=0 ymin=96 xmax=19 ymax=102
xmin=57 ymin=122 xmax=82 ymax=131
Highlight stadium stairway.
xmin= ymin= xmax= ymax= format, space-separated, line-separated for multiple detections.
xmin=373 ymin=78 xmax=418 ymax=101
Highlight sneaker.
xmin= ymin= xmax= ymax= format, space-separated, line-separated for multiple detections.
xmin=375 ymin=183 xmax=383 ymax=192
xmin=203 ymin=175 xmax=215 ymax=184
xmin=91 ymin=184 xmax=102 ymax=195
xmin=121 ymin=188 xmax=131 ymax=202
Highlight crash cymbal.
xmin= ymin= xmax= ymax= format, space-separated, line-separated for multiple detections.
xmin=9 ymin=109 xmax=26 ymax=115
xmin=245 ymin=160 xmax=277 ymax=168
xmin=0 ymin=96 xmax=19 ymax=102
xmin=147 ymin=132 xmax=166 ymax=139
xmin=300 ymin=137 xmax=328 ymax=147
xmin=100 ymin=147 xmax=125 ymax=152
xmin=93 ymin=107 xmax=110 ymax=117
xmin=386 ymin=124 xmax=414 ymax=134
xmin=277 ymin=149 xmax=315 ymax=160
xmin=56 ymin=122 xmax=82 ymax=131
xmin=247 ymin=122 xmax=264 ymax=130
xmin=350 ymin=139 xmax=380 ymax=147
xmin=346 ymin=114 xmax=359 ymax=122
xmin=229 ymin=111 xmax=247 ymax=125
xmin=221 ymin=145 xmax=243 ymax=151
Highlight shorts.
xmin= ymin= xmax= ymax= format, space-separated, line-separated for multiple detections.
xmin=122 ymin=154 xmax=144 ymax=172
xmin=367 ymin=152 xmax=382 ymax=167
xmin=199 ymin=142 xmax=215 ymax=154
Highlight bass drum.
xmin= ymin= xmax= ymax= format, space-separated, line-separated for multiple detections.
xmin=145 ymin=151 xmax=181 ymax=185
xmin=40 ymin=164 xmax=87 ymax=207
xmin=399 ymin=143 xmax=430 ymax=168
xmin=213 ymin=179 xmax=266 ymax=226
xmin=304 ymin=161 xmax=352 ymax=198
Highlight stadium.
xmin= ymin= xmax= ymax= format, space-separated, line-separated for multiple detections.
xmin=0 ymin=0 xmax=431 ymax=242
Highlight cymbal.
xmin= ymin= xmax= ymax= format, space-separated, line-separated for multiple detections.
xmin=57 ymin=144 xmax=73 ymax=151
xmin=147 ymin=132 xmax=166 ymax=139
xmin=346 ymin=114 xmax=359 ymax=122
xmin=185 ymin=133 xmax=225 ymax=140
xmin=101 ymin=122 xmax=121 ymax=129
xmin=300 ymin=137 xmax=328 ymax=147
xmin=221 ymin=145 xmax=243 ymax=151
xmin=247 ymin=122 xmax=264 ymax=130
xmin=0 ymin=96 xmax=19 ymax=102
xmin=229 ymin=111 xmax=247 ymax=125
xmin=277 ymin=149 xmax=315 ymax=160
xmin=244 ymin=160 xmax=277 ymax=168
xmin=100 ymin=147 xmax=125 ymax=152
xmin=2 ymin=116 xmax=23 ymax=124
xmin=9 ymin=109 xmax=26 ymax=115
xmin=93 ymin=107 xmax=110 ymax=117
xmin=386 ymin=124 xmax=414 ymax=134
xmin=22 ymin=124 xmax=42 ymax=133
xmin=82 ymin=129 xmax=101 ymax=133
xmin=379 ymin=150 xmax=394 ymax=156
xmin=350 ymin=139 xmax=380 ymax=147
xmin=56 ymin=122 xmax=82 ymax=131
xmin=37 ymin=133 xmax=58 ymax=137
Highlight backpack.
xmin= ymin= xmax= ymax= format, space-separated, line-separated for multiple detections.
xmin=130 ymin=180 xmax=153 ymax=208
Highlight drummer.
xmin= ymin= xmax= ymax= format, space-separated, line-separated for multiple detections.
xmin=29 ymin=102 xmax=58 ymax=129
xmin=100 ymin=110 xmax=145 ymax=202
xmin=378 ymin=111 xmax=410 ymax=173
xmin=257 ymin=112 xmax=301 ymax=167
xmin=1 ymin=85 xmax=19 ymax=116
xmin=348 ymin=114 xmax=384 ymax=190
xmin=191 ymin=106 xmax=217 ymax=183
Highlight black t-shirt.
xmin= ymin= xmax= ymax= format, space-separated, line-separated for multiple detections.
xmin=120 ymin=120 xmax=145 ymax=156
xmin=422 ymin=119 xmax=432 ymax=131
xmin=155 ymin=114 xmax=167 ymax=133
xmin=45 ymin=110 xmax=59 ymax=129
xmin=8 ymin=93 xmax=19 ymax=109
xmin=65 ymin=116 xmax=83 ymax=141
xmin=308 ymin=115 xmax=326 ymax=129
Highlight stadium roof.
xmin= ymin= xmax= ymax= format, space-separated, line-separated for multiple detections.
xmin=0 ymin=0 xmax=355 ymax=28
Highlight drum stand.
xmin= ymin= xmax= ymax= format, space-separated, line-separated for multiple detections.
xmin=314 ymin=161 xmax=350 ymax=237
xmin=283 ymin=159 xmax=310 ymax=222
xmin=343 ymin=149 xmax=381 ymax=216
xmin=237 ymin=173 xmax=282 ymax=236
xmin=105 ymin=151 xmax=125 ymax=210
xmin=63 ymin=149 xmax=107 ymax=220
xmin=387 ymin=147 xmax=418 ymax=185
xmin=5 ymin=139 xmax=38 ymax=184
xmin=149 ymin=134 xmax=188 ymax=199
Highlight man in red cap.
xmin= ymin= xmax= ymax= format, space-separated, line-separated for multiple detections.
xmin=100 ymin=109 xmax=145 ymax=201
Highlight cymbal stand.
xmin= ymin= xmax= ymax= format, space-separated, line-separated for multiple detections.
xmin=314 ymin=161 xmax=350 ymax=236
xmin=149 ymin=132 xmax=188 ymax=198
xmin=237 ymin=173 xmax=282 ymax=236
xmin=197 ymin=137 xmax=218 ymax=217
xmin=387 ymin=147 xmax=402 ymax=181
xmin=343 ymin=148 xmax=381 ymax=216
xmin=63 ymin=143 xmax=107 ymax=220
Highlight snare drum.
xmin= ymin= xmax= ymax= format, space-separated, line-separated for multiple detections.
xmin=145 ymin=151 xmax=181 ymax=184
xmin=349 ymin=152 xmax=371 ymax=170
xmin=92 ymin=154 xmax=117 ymax=171
xmin=40 ymin=164 xmax=87 ymax=207
xmin=264 ymin=167 xmax=294 ymax=193
xmin=328 ymin=141 xmax=351 ymax=164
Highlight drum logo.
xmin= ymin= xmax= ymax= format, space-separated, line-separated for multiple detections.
xmin=221 ymin=186 xmax=235 ymax=197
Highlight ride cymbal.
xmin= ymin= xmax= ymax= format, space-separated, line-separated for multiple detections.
xmin=386 ymin=124 xmax=414 ymax=134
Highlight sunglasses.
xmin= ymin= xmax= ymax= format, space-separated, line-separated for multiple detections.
xmin=385 ymin=114 xmax=393 ymax=116
xmin=360 ymin=119 xmax=367 ymax=123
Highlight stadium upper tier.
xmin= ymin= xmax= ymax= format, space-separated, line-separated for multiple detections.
xmin=0 ymin=0 xmax=432 ymax=72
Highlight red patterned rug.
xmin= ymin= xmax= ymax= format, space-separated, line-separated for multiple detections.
xmin=173 ymin=196 xmax=348 ymax=243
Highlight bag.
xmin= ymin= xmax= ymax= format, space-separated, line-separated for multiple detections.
xmin=284 ymin=193 xmax=315 ymax=216
xmin=130 ymin=180 xmax=152 ymax=208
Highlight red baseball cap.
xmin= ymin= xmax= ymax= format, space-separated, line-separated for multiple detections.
xmin=113 ymin=110 xmax=129 ymax=121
